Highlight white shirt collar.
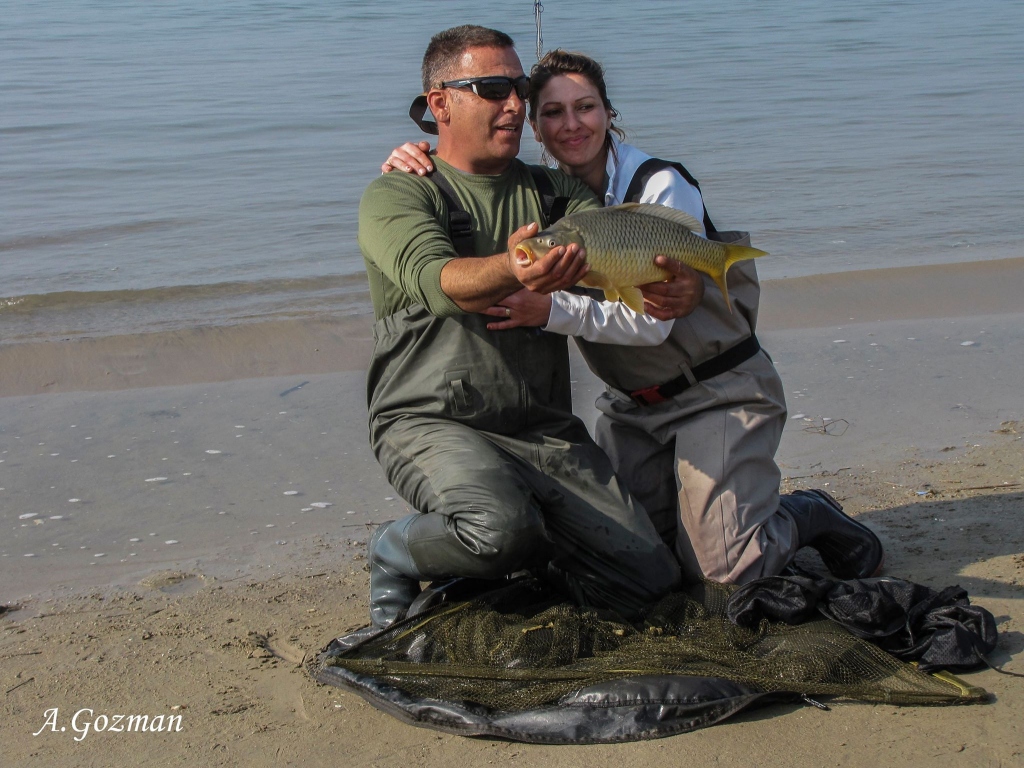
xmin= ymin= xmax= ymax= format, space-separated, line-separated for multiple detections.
xmin=603 ymin=137 xmax=623 ymax=206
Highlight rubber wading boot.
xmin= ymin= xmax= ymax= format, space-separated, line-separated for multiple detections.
xmin=781 ymin=489 xmax=884 ymax=580
xmin=368 ymin=516 xmax=427 ymax=629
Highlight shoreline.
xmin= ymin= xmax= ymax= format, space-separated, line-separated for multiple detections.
xmin=2 ymin=255 xmax=1022 ymax=399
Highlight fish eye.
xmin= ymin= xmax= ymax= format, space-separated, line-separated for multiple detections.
xmin=546 ymin=238 xmax=556 ymax=247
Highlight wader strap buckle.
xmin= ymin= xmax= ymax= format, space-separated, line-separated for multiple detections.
xmin=630 ymin=386 xmax=668 ymax=406
xmin=449 ymin=211 xmax=473 ymax=241
xmin=629 ymin=335 xmax=762 ymax=406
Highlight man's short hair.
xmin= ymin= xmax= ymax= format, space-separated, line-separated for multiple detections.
xmin=422 ymin=25 xmax=515 ymax=91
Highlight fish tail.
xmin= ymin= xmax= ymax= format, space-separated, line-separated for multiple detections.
xmin=722 ymin=243 xmax=768 ymax=273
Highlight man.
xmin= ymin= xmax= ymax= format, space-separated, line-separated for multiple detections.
xmin=357 ymin=25 xmax=702 ymax=628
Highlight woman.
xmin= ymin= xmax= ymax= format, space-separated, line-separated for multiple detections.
xmin=384 ymin=50 xmax=883 ymax=585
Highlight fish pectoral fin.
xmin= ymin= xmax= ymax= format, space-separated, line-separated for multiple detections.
xmin=580 ymin=270 xmax=613 ymax=291
xmin=582 ymin=271 xmax=645 ymax=312
xmin=617 ymin=286 xmax=647 ymax=314
xmin=611 ymin=203 xmax=703 ymax=233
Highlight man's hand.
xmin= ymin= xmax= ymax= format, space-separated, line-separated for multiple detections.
xmin=381 ymin=141 xmax=434 ymax=176
xmin=506 ymin=221 xmax=538 ymax=255
xmin=482 ymin=288 xmax=553 ymax=330
xmin=639 ymin=255 xmax=705 ymax=320
xmin=507 ymin=222 xmax=589 ymax=295
xmin=439 ymin=224 xmax=588 ymax=314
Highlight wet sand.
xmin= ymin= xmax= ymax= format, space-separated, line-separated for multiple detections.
xmin=2 ymin=258 xmax=1023 ymax=766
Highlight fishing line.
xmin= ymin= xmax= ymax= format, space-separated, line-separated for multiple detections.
xmin=534 ymin=1 xmax=544 ymax=61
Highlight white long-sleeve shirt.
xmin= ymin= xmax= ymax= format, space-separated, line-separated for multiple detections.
xmin=543 ymin=139 xmax=707 ymax=345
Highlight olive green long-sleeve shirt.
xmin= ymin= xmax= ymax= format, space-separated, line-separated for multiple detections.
xmin=358 ymin=158 xmax=598 ymax=320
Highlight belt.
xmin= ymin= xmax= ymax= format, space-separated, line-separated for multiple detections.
xmin=629 ymin=335 xmax=762 ymax=406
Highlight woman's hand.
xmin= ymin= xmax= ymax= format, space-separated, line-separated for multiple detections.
xmin=380 ymin=141 xmax=434 ymax=175
xmin=639 ymin=256 xmax=705 ymax=320
xmin=482 ymin=289 xmax=553 ymax=330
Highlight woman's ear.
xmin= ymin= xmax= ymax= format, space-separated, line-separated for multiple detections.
xmin=530 ymin=120 xmax=543 ymax=144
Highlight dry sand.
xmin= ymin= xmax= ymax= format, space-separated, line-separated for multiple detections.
xmin=2 ymin=258 xmax=1023 ymax=767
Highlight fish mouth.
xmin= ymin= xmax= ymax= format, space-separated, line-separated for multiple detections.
xmin=514 ymin=244 xmax=534 ymax=265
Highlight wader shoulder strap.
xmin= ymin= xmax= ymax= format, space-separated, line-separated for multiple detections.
xmin=426 ymin=170 xmax=476 ymax=257
xmin=624 ymin=158 xmax=719 ymax=236
xmin=424 ymin=163 xmax=568 ymax=258
xmin=527 ymin=166 xmax=570 ymax=226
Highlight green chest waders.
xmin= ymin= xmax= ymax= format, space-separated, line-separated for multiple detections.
xmin=364 ymin=168 xmax=679 ymax=627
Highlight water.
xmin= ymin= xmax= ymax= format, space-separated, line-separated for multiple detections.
xmin=3 ymin=0 xmax=1022 ymax=343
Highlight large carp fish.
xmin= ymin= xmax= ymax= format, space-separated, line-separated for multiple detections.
xmin=515 ymin=203 xmax=767 ymax=314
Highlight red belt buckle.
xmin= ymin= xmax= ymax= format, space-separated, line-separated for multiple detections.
xmin=631 ymin=385 xmax=667 ymax=405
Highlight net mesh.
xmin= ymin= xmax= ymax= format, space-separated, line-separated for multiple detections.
xmin=325 ymin=578 xmax=987 ymax=712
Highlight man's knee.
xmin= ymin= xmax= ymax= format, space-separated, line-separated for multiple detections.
xmin=407 ymin=505 xmax=548 ymax=580
xmin=455 ymin=510 xmax=548 ymax=578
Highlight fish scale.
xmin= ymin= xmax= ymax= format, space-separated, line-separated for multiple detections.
xmin=515 ymin=203 xmax=767 ymax=314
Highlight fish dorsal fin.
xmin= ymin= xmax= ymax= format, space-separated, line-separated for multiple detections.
xmin=610 ymin=202 xmax=703 ymax=233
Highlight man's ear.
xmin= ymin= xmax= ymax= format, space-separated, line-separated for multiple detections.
xmin=427 ymin=90 xmax=450 ymax=126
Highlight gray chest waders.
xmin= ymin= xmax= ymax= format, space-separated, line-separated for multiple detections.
xmin=576 ymin=157 xmax=763 ymax=395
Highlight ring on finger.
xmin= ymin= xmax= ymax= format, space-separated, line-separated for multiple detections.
xmin=505 ymin=307 xmax=512 ymax=318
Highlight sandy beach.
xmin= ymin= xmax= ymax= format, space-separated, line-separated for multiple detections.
xmin=2 ymin=258 xmax=1023 ymax=767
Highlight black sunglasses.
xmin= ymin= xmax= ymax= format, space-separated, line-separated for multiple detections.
xmin=439 ymin=75 xmax=530 ymax=101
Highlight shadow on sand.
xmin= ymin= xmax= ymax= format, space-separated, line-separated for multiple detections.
xmin=796 ymin=491 xmax=1024 ymax=666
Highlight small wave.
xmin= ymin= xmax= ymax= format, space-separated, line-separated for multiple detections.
xmin=0 ymin=219 xmax=186 ymax=253
xmin=0 ymin=273 xmax=374 ymax=345
xmin=0 ymin=274 xmax=370 ymax=314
